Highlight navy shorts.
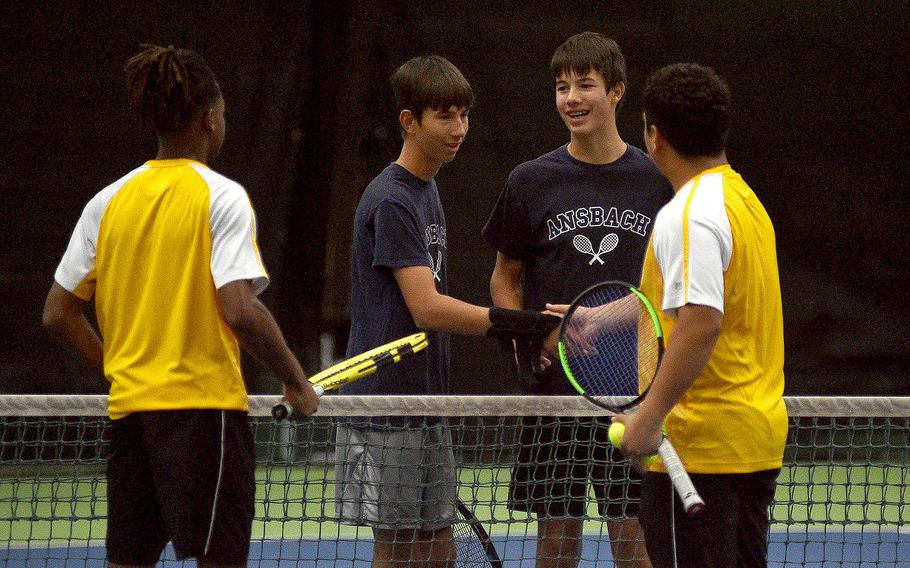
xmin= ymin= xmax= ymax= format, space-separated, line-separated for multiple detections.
xmin=508 ymin=416 xmax=642 ymax=518
xmin=105 ymin=409 xmax=255 ymax=565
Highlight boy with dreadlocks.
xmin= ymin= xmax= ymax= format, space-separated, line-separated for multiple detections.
xmin=43 ymin=45 xmax=319 ymax=568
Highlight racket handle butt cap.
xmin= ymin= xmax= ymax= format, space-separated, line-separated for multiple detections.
xmin=685 ymin=500 xmax=706 ymax=515
xmin=272 ymin=385 xmax=325 ymax=421
xmin=271 ymin=402 xmax=292 ymax=421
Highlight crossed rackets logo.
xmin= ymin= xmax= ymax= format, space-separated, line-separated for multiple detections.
xmin=428 ymin=249 xmax=443 ymax=282
xmin=572 ymin=233 xmax=619 ymax=265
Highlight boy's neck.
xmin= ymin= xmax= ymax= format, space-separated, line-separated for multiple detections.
xmin=156 ymin=132 xmax=210 ymax=164
xmin=395 ymin=139 xmax=442 ymax=182
xmin=566 ymin=125 xmax=626 ymax=165
xmin=666 ymin=153 xmax=729 ymax=193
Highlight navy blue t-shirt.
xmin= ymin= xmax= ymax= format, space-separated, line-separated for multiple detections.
xmin=341 ymin=163 xmax=450 ymax=406
xmin=482 ymin=144 xmax=672 ymax=394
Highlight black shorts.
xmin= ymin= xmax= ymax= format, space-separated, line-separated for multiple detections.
xmin=639 ymin=469 xmax=780 ymax=568
xmin=106 ymin=409 xmax=255 ymax=565
xmin=508 ymin=416 xmax=642 ymax=518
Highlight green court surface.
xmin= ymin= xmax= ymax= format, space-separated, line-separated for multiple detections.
xmin=3 ymin=463 xmax=907 ymax=544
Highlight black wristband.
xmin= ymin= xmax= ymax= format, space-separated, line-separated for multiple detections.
xmin=486 ymin=307 xmax=560 ymax=342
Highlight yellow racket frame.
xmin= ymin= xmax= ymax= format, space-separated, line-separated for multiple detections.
xmin=309 ymin=332 xmax=429 ymax=392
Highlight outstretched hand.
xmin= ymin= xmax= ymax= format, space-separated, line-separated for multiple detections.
xmin=540 ymin=305 xmax=565 ymax=357
xmin=544 ymin=303 xmax=570 ymax=316
xmin=546 ymin=302 xmax=601 ymax=357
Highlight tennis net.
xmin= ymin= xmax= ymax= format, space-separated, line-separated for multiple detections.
xmin=2 ymin=395 xmax=908 ymax=567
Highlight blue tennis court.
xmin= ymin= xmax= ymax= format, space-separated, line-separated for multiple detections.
xmin=6 ymin=531 xmax=910 ymax=568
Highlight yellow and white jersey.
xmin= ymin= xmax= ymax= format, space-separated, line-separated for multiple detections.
xmin=55 ymin=159 xmax=268 ymax=419
xmin=640 ymin=164 xmax=787 ymax=473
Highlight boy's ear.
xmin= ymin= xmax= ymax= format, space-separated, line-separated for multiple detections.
xmin=202 ymin=107 xmax=216 ymax=133
xmin=611 ymin=82 xmax=625 ymax=105
xmin=399 ymin=109 xmax=415 ymax=134
xmin=648 ymin=123 xmax=667 ymax=153
xmin=642 ymin=114 xmax=661 ymax=154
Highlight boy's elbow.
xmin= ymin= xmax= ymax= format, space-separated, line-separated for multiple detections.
xmin=42 ymin=306 xmax=62 ymax=332
xmin=408 ymin=300 xmax=441 ymax=330
xmin=220 ymin=294 xmax=266 ymax=341
xmin=410 ymin=309 xmax=433 ymax=330
xmin=221 ymin=303 xmax=249 ymax=336
xmin=43 ymin=283 xmax=82 ymax=334
xmin=42 ymin=297 xmax=69 ymax=334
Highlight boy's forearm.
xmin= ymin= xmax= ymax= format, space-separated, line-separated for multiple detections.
xmin=43 ymin=284 xmax=104 ymax=373
xmin=491 ymin=276 xmax=522 ymax=308
xmin=47 ymin=315 xmax=104 ymax=373
xmin=414 ymin=293 xmax=493 ymax=335
xmin=490 ymin=260 xmax=523 ymax=309
xmin=229 ymin=299 xmax=307 ymax=387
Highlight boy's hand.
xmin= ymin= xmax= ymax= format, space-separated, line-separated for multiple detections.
xmin=282 ymin=378 xmax=320 ymax=418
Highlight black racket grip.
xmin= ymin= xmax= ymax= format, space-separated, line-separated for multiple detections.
xmin=272 ymin=401 xmax=293 ymax=421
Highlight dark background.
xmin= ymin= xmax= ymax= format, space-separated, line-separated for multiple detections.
xmin=2 ymin=2 xmax=907 ymax=396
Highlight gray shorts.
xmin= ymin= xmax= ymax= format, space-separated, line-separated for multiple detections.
xmin=334 ymin=422 xmax=457 ymax=530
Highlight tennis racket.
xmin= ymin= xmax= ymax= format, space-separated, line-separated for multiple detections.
xmin=271 ymin=332 xmax=429 ymax=420
xmin=557 ymin=280 xmax=705 ymax=515
xmin=454 ymin=499 xmax=502 ymax=567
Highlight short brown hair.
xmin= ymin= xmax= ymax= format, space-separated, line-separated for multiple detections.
xmin=391 ymin=55 xmax=474 ymax=122
xmin=551 ymin=32 xmax=626 ymax=89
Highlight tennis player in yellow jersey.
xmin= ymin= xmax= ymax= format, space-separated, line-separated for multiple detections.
xmin=42 ymin=45 xmax=319 ymax=568
xmin=611 ymin=64 xmax=787 ymax=567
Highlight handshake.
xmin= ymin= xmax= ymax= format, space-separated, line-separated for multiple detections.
xmin=486 ymin=305 xmax=569 ymax=374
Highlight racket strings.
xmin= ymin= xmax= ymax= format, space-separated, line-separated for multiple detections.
xmin=453 ymin=503 xmax=499 ymax=565
xmin=453 ymin=523 xmax=492 ymax=563
xmin=563 ymin=286 xmax=660 ymax=397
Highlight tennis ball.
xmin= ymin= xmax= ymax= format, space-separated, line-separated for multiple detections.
xmin=610 ymin=422 xmax=659 ymax=468
xmin=608 ymin=422 xmax=625 ymax=447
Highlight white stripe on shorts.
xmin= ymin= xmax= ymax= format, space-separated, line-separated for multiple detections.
xmin=204 ymin=410 xmax=227 ymax=555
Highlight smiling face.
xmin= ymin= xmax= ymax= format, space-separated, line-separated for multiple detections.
xmin=410 ymin=105 xmax=470 ymax=166
xmin=555 ymin=69 xmax=622 ymax=139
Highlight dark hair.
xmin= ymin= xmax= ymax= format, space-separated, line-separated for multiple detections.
xmin=391 ymin=55 xmax=474 ymax=122
xmin=550 ymin=32 xmax=626 ymax=88
xmin=124 ymin=44 xmax=222 ymax=132
xmin=642 ymin=63 xmax=731 ymax=157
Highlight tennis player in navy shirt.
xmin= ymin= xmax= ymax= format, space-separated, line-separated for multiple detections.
xmin=335 ymin=55 xmax=560 ymax=567
xmin=483 ymin=33 xmax=672 ymax=568
xmin=343 ymin=163 xmax=451 ymax=400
